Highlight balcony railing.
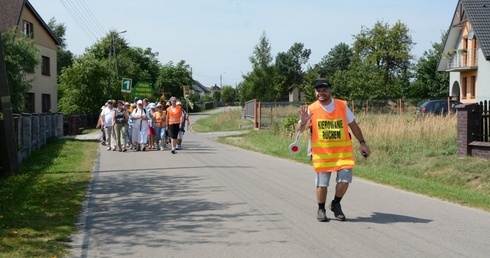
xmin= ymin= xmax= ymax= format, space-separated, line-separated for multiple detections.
xmin=446 ymin=49 xmax=478 ymax=70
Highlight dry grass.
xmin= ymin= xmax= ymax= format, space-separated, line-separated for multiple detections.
xmin=356 ymin=113 xmax=458 ymax=160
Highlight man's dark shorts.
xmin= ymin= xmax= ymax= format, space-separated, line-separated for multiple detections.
xmin=168 ymin=124 xmax=180 ymax=139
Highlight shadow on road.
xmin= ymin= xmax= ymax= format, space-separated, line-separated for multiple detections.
xmin=349 ymin=212 xmax=432 ymax=224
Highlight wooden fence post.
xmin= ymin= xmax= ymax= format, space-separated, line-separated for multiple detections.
xmin=258 ymin=101 xmax=262 ymax=130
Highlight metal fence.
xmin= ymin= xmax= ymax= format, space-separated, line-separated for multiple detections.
xmin=473 ymin=100 xmax=489 ymax=142
xmin=244 ymin=98 xmax=431 ymax=130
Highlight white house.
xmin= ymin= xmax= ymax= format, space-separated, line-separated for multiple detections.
xmin=437 ymin=0 xmax=490 ymax=103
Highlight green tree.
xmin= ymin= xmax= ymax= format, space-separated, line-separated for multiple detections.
xmin=212 ymin=91 xmax=221 ymax=102
xmin=221 ymin=85 xmax=236 ymax=104
xmin=409 ymin=33 xmax=449 ymax=98
xmin=341 ymin=61 xmax=385 ymax=100
xmin=1 ymin=29 xmax=39 ymax=112
xmin=350 ymin=20 xmax=414 ymax=99
xmin=302 ymin=65 xmax=322 ymax=102
xmin=275 ymin=42 xmax=311 ymax=101
xmin=155 ymin=60 xmax=193 ymax=100
xmin=201 ymin=94 xmax=213 ymax=102
xmin=57 ymin=54 xmax=109 ymax=115
xmin=121 ymin=46 xmax=161 ymax=96
xmin=58 ymin=30 xmax=162 ymax=111
xmin=241 ymin=31 xmax=278 ymax=101
xmin=317 ymin=43 xmax=353 ymax=80
xmin=86 ymin=31 xmax=161 ymax=101
xmin=47 ymin=18 xmax=73 ymax=77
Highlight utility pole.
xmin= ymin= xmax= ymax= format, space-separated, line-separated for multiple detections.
xmin=107 ymin=30 xmax=127 ymax=96
xmin=220 ymin=71 xmax=226 ymax=102
xmin=108 ymin=33 xmax=113 ymax=94
xmin=0 ymin=32 xmax=19 ymax=176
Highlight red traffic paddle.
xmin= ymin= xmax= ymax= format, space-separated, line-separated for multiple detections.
xmin=289 ymin=131 xmax=301 ymax=154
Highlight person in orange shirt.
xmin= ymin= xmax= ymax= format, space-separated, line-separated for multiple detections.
xmin=166 ymin=97 xmax=183 ymax=154
xmin=296 ymin=78 xmax=370 ymax=222
xmin=153 ymin=102 xmax=167 ymax=151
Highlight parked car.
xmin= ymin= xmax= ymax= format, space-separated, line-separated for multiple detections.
xmin=416 ymin=100 xmax=462 ymax=115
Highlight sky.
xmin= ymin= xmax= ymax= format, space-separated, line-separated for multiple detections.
xmin=29 ymin=0 xmax=458 ymax=88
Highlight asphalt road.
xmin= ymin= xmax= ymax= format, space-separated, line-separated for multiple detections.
xmin=69 ymin=108 xmax=490 ymax=258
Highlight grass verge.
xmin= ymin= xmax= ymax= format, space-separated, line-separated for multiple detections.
xmin=194 ymin=108 xmax=490 ymax=212
xmin=191 ymin=108 xmax=252 ymax=132
xmin=0 ymin=138 xmax=98 ymax=258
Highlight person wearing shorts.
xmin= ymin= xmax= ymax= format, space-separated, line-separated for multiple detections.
xmin=175 ymin=101 xmax=190 ymax=150
xmin=296 ymin=78 xmax=371 ymax=222
xmin=166 ymin=97 xmax=183 ymax=154
xmin=153 ymin=102 xmax=167 ymax=151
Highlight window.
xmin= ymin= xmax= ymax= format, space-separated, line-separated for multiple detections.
xmin=42 ymin=94 xmax=51 ymax=113
xmin=26 ymin=93 xmax=35 ymax=113
xmin=23 ymin=21 xmax=33 ymax=38
xmin=41 ymin=56 xmax=50 ymax=75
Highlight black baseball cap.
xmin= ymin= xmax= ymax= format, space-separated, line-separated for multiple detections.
xmin=315 ymin=78 xmax=331 ymax=89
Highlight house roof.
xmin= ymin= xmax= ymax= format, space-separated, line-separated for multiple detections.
xmin=462 ymin=0 xmax=490 ymax=60
xmin=192 ymin=80 xmax=211 ymax=94
xmin=210 ymin=85 xmax=221 ymax=91
xmin=0 ymin=0 xmax=60 ymax=45
xmin=438 ymin=0 xmax=490 ymax=71
xmin=0 ymin=0 xmax=24 ymax=31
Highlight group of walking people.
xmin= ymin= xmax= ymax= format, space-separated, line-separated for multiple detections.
xmin=97 ymin=96 xmax=190 ymax=154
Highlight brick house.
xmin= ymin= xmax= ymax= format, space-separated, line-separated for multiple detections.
xmin=0 ymin=0 xmax=60 ymax=113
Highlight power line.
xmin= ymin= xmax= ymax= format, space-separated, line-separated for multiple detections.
xmin=59 ymin=0 xmax=99 ymax=41
xmin=59 ymin=0 xmax=107 ymax=43
xmin=63 ymin=0 xmax=101 ymax=38
xmin=77 ymin=0 xmax=107 ymax=36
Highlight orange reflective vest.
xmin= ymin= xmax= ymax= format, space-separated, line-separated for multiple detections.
xmin=308 ymin=99 xmax=355 ymax=173
xmin=166 ymin=105 xmax=182 ymax=125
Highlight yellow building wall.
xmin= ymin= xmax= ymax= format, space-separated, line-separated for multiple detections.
xmin=17 ymin=6 xmax=58 ymax=113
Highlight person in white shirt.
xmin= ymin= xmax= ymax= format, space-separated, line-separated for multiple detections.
xmin=296 ymin=78 xmax=370 ymax=222
xmin=131 ymin=99 xmax=150 ymax=151
xmin=100 ymin=100 xmax=115 ymax=151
